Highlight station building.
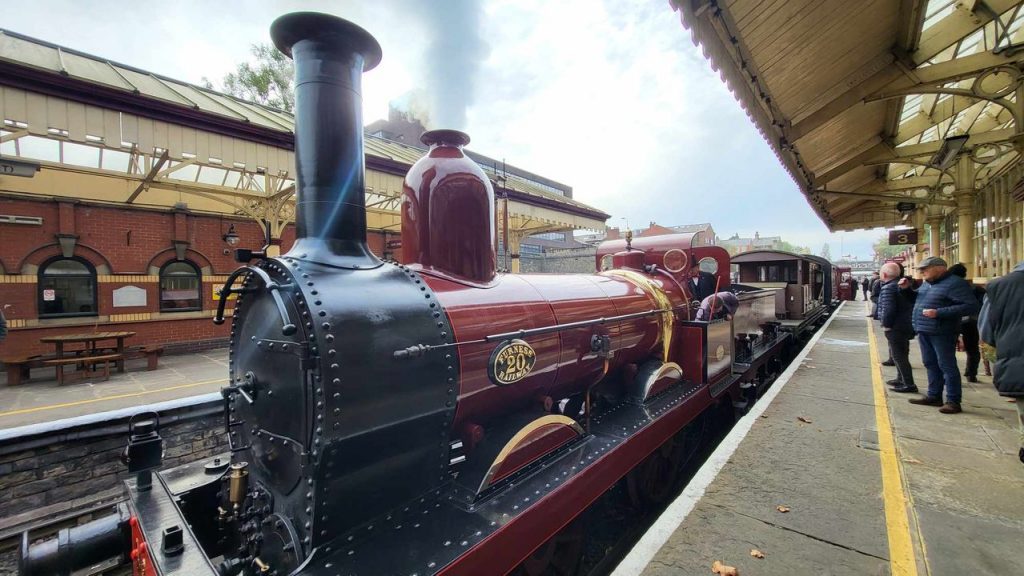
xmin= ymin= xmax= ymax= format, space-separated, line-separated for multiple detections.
xmin=0 ymin=30 xmax=608 ymax=358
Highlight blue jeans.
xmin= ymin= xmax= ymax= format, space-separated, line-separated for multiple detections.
xmin=917 ymin=332 xmax=961 ymax=403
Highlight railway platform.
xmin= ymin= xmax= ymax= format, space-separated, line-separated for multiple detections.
xmin=0 ymin=349 xmax=227 ymax=429
xmin=615 ymin=301 xmax=1023 ymax=576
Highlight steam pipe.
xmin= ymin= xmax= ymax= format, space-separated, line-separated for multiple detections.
xmin=270 ymin=12 xmax=383 ymax=266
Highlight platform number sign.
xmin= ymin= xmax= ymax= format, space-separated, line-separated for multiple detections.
xmin=888 ymin=229 xmax=918 ymax=246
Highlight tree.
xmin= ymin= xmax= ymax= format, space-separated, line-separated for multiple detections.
xmin=774 ymin=240 xmax=811 ymax=255
xmin=820 ymin=243 xmax=832 ymax=260
xmin=872 ymin=234 xmax=907 ymax=262
xmin=204 ymin=44 xmax=294 ymax=112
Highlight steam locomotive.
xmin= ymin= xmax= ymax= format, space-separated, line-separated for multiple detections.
xmin=20 ymin=13 xmax=804 ymax=576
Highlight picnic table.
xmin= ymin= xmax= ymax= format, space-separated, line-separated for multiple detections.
xmin=39 ymin=331 xmax=136 ymax=374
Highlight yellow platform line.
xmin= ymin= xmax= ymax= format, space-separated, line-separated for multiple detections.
xmin=866 ymin=318 xmax=919 ymax=576
xmin=0 ymin=378 xmax=226 ymax=418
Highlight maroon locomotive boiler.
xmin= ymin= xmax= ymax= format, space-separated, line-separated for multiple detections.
xmin=20 ymin=13 xmax=762 ymax=576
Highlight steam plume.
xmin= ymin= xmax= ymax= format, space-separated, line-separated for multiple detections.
xmin=410 ymin=0 xmax=489 ymax=131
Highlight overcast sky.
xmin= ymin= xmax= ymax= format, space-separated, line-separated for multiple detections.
xmin=4 ymin=0 xmax=887 ymax=259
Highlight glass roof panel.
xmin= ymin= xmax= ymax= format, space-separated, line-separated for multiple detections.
xmin=923 ymin=0 xmax=958 ymax=32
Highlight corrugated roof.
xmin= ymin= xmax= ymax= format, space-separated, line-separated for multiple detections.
xmin=0 ymin=29 xmax=296 ymax=133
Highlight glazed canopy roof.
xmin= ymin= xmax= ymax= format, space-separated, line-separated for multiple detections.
xmin=672 ymin=0 xmax=1024 ymax=231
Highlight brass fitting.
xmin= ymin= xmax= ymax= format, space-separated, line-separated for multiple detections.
xmin=228 ymin=462 xmax=248 ymax=506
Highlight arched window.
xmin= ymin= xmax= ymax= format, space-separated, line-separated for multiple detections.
xmin=38 ymin=257 xmax=97 ymax=318
xmin=160 ymin=261 xmax=202 ymax=312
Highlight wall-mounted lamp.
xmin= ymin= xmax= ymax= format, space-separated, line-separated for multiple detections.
xmin=929 ymin=135 xmax=969 ymax=170
xmin=223 ymin=224 xmax=240 ymax=247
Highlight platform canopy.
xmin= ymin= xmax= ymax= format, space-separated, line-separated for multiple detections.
xmin=673 ymin=0 xmax=1024 ymax=231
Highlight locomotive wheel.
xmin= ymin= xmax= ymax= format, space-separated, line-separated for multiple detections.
xmin=510 ymin=515 xmax=585 ymax=576
xmin=626 ymin=436 xmax=684 ymax=510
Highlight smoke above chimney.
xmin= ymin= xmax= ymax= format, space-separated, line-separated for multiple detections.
xmin=409 ymin=0 xmax=490 ymax=131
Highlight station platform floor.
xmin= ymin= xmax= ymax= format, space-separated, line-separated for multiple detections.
xmin=0 ymin=348 xmax=227 ymax=429
xmin=616 ymin=300 xmax=1023 ymax=576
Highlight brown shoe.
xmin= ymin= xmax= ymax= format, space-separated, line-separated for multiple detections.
xmin=909 ymin=396 xmax=943 ymax=406
xmin=939 ymin=402 xmax=962 ymax=414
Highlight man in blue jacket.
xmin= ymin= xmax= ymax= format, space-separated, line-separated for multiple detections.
xmin=878 ymin=263 xmax=917 ymax=393
xmin=908 ymin=257 xmax=980 ymax=413
xmin=978 ymin=260 xmax=1024 ymax=464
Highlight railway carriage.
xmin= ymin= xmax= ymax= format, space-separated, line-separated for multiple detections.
xmin=729 ymin=249 xmax=834 ymax=340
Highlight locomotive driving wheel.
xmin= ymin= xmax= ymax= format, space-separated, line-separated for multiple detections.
xmin=626 ymin=432 xmax=689 ymax=510
xmin=510 ymin=515 xmax=586 ymax=576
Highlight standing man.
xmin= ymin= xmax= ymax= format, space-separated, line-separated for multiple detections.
xmin=869 ymin=272 xmax=882 ymax=319
xmin=978 ymin=261 xmax=1024 ymax=464
xmin=908 ymin=257 xmax=980 ymax=414
xmin=861 ymin=277 xmax=870 ymax=301
xmin=878 ymin=263 xmax=917 ymax=393
xmin=949 ymin=263 xmax=986 ymax=383
xmin=688 ymin=261 xmax=717 ymax=303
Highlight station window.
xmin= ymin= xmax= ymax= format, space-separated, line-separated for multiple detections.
xmin=160 ymin=261 xmax=202 ymax=312
xmin=38 ymin=257 xmax=97 ymax=318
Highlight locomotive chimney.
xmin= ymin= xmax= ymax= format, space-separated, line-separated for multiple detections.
xmin=270 ymin=12 xmax=382 ymax=265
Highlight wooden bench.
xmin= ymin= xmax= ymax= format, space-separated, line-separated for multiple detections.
xmin=123 ymin=345 xmax=164 ymax=371
xmin=2 ymin=355 xmax=42 ymax=386
xmin=140 ymin=345 xmax=164 ymax=371
xmin=43 ymin=353 xmax=124 ymax=386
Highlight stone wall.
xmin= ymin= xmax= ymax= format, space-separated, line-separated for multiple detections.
xmin=0 ymin=399 xmax=224 ymax=520
xmin=520 ymin=247 xmax=598 ymax=274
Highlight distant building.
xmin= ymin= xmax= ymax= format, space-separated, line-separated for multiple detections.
xmin=668 ymin=223 xmax=715 ymax=245
xmin=366 ymin=106 xmax=427 ymax=146
xmin=577 ymin=222 xmax=715 ymax=246
xmin=718 ymin=231 xmax=782 ymax=255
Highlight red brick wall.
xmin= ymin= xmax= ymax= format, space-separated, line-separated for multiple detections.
xmin=1 ymin=197 xmax=259 ymax=358
xmin=0 ymin=196 xmax=402 ymax=359
xmin=0 ymin=197 xmax=269 ymax=275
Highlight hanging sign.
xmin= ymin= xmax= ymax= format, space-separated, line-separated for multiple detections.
xmin=888 ymin=229 xmax=918 ymax=246
xmin=43 ymin=289 xmax=56 ymax=301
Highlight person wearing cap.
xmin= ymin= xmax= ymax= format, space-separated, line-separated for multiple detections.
xmin=694 ymin=291 xmax=740 ymax=322
xmin=948 ymin=263 xmax=986 ymax=383
xmin=688 ymin=262 xmax=717 ymax=303
xmin=978 ymin=260 xmax=1024 ymax=465
xmin=908 ymin=257 xmax=980 ymax=414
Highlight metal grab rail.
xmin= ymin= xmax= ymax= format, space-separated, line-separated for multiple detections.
xmin=213 ymin=266 xmax=296 ymax=336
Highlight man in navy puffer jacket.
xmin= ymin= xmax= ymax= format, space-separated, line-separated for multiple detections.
xmin=908 ymin=257 xmax=980 ymax=413
xmin=878 ymin=263 xmax=917 ymax=392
